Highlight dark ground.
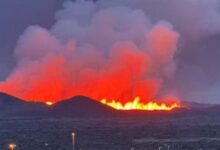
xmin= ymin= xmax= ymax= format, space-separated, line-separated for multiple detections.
xmin=1 ymin=112 xmax=220 ymax=150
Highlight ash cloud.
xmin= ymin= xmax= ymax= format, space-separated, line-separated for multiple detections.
xmin=1 ymin=0 xmax=220 ymax=103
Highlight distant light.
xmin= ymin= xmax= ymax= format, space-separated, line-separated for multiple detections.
xmin=9 ymin=144 xmax=16 ymax=150
xmin=46 ymin=101 xmax=53 ymax=106
xmin=72 ymin=132 xmax=76 ymax=150
xmin=44 ymin=143 xmax=49 ymax=146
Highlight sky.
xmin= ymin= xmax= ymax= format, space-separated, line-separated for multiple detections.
xmin=1 ymin=0 xmax=220 ymax=104
xmin=0 ymin=0 xmax=63 ymax=78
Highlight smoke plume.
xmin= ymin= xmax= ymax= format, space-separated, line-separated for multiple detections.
xmin=0 ymin=0 xmax=179 ymax=103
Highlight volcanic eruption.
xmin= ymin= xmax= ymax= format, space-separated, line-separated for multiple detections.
xmin=101 ymin=97 xmax=180 ymax=111
xmin=0 ymin=0 xmax=181 ymax=111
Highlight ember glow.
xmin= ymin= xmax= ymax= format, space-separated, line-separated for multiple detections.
xmin=101 ymin=97 xmax=180 ymax=111
xmin=46 ymin=101 xmax=53 ymax=106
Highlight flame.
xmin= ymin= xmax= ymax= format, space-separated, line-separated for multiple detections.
xmin=101 ymin=97 xmax=180 ymax=111
xmin=46 ymin=101 xmax=53 ymax=106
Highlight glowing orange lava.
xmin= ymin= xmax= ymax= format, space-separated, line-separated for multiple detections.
xmin=46 ymin=101 xmax=53 ymax=106
xmin=101 ymin=97 xmax=180 ymax=111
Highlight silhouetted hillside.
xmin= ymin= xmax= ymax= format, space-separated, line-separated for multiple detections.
xmin=50 ymin=96 xmax=117 ymax=118
xmin=183 ymin=101 xmax=217 ymax=109
xmin=1 ymin=92 xmax=220 ymax=118
xmin=0 ymin=92 xmax=47 ymax=117
xmin=0 ymin=92 xmax=26 ymax=106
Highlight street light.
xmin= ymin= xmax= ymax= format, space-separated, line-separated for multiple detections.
xmin=8 ymin=144 xmax=16 ymax=150
xmin=72 ymin=132 xmax=76 ymax=150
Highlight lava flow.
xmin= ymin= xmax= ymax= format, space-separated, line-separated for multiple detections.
xmin=46 ymin=101 xmax=53 ymax=106
xmin=101 ymin=97 xmax=180 ymax=111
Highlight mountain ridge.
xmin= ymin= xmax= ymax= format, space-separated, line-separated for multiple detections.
xmin=0 ymin=92 xmax=219 ymax=118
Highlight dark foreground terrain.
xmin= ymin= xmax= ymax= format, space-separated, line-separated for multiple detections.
xmin=1 ymin=113 xmax=220 ymax=150
xmin=1 ymin=92 xmax=220 ymax=149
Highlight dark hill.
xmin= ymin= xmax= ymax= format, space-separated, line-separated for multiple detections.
xmin=50 ymin=96 xmax=117 ymax=118
xmin=1 ymin=92 xmax=220 ymax=118
xmin=0 ymin=92 xmax=26 ymax=106
xmin=0 ymin=92 xmax=47 ymax=117
xmin=183 ymin=101 xmax=217 ymax=110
